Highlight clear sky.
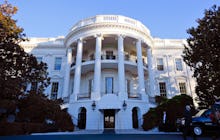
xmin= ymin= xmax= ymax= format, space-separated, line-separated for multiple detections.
xmin=7 ymin=0 xmax=219 ymax=39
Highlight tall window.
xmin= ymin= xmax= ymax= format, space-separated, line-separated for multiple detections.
xmin=159 ymin=82 xmax=167 ymax=97
xmin=89 ymin=79 xmax=93 ymax=94
xmin=179 ymin=82 xmax=187 ymax=94
xmin=157 ymin=58 xmax=164 ymax=71
xmin=54 ymin=57 xmax=62 ymax=70
xmin=126 ymin=79 xmax=131 ymax=94
xmin=105 ymin=77 xmax=113 ymax=94
xmin=175 ymin=58 xmax=183 ymax=71
xmin=51 ymin=82 xmax=59 ymax=100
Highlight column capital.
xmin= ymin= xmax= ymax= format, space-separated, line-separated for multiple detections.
xmin=94 ymin=34 xmax=104 ymax=39
xmin=117 ymin=34 xmax=126 ymax=39
xmin=77 ymin=38 xmax=83 ymax=43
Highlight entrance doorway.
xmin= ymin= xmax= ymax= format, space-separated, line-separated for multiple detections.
xmin=104 ymin=109 xmax=115 ymax=128
xmin=132 ymin=107 xmax=139 ymax=129
xmin=78 ymin=107 xmax=86 ymax=129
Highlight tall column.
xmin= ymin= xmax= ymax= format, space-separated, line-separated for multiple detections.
xmin=136 ymin=39 xmax=148 ymax=101
xmin=72 ymin=38 xmax=83 ymax=101
xmin=147 ymin=47 xmax=155 ymax=97
xmin=118 ymin=35 xmax=126 ymax=100
xmin=92 ymin=34 xmax=102 ymax=100
xmin=62 ymin=48 xmax=72 ymax=100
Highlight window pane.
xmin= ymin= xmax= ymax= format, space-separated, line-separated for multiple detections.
xmin=106 ymin=77 xmax=113 ymax=93
xmin=179 ymin=82 xmax=186 ymax=94
xmin=159 ymin=82 xmax=167 ymax=97
xmin=54 ymin=57 xmax=62 ymax=70
xmin=175 ymin=58 xmax=183 ymax=71
xmin=51 ymin=82 xmax=59 ymax=100
xmin=157 ymin=58 xmax=164 ymax=71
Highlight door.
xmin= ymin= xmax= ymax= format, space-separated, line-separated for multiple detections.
xmin=104 ymin=109 xmax=115 ymax=128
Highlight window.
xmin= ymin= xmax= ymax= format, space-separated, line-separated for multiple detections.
xmin=159 ymin=82 xmax=167 ymax=97
xmin=51 ymin=82 xmax=59 ymax=100
xmin=54 ymin=57 xmax=62 ymax=70
xmin=106 ymin=51 xmax=115 ymax=59
xmin=89 ymin=79 xmax=93 ymax=94
xmin=179 ymin=82 xmax=187 ymax=94
xmin=105 ymin=77 xmax=113 ymax=93
xmin=175 ymin=58 xmax=183 ymax=71
xmin=157 ymin=58 xmax=164 ymax=71
xmin=31 ymin=82 xmax=38 ymax=92
xmin=126 ymin=79 xmax=131 ymax=94
xmin=36 ymin=57 xmax=42 ymax=63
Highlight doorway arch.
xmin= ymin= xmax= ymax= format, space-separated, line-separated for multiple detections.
xmin=78 ymin=107 xmax=86 ymax=129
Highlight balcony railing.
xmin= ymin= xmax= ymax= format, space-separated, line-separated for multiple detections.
xmin=70 ymin=54 xmax=148 ymax=68
xmin=128 ymin=92 xmax=142 ymax=100
xmin=77 ymin=92 xmax=91 ymax=100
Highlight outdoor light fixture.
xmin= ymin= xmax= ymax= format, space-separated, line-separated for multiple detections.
xmin=122 ymin=100 xmax=127 ymax=110
xmin=92 ymin=100 xmax=96 ymax=111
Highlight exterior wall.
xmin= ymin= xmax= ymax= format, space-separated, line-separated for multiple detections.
xmin=20 ymin=15 xmax=196 ymax=131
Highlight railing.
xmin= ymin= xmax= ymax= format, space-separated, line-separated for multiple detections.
xmin=128 ymin=92 xmax=142 ymax=100
xmin=70 ymin=15 xmax=150 ymax=35
xmin=70 ymin=54 xmax=148 ymax=69
xmin=101 ymin=92 xmax=119 ymax=97
xmin=77 ymin=92 xmax=91 ymax=100
xmin=101 ymin=55 xmax=117 ymax=60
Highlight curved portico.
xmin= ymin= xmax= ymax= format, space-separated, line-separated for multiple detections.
xmin=65 ymin=15 xmax=154 ymax=130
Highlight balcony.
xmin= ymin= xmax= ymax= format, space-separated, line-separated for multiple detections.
xmin=77 ymin=92 xmax=91 ymax=100
xmin=128 ymin=92 xmax=142 ymax=100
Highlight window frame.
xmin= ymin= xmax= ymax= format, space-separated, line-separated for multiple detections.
xmin=156 ymin=58 xmax=164 ymax=71
xmin=159 ymin=82 xmax=167 ymax=97
xmin=54 ymin=57 xmax=62 ymax=70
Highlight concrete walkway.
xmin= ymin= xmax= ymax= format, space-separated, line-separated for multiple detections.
xmin=32 ymin=128 xmax=182 ymax=135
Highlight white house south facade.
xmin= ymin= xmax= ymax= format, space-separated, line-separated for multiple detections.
xmin=20 ymin=15 xmax=196 ymax=131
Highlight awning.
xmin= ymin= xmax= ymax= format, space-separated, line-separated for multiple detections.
xmin=97 ymin=94 xmax=121 ymax=110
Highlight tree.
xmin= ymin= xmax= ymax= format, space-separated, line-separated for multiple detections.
xmin=182 ymin=5 xmax=220 ymax=109
xmin=0 ymin=2 xmax=73 ymax=135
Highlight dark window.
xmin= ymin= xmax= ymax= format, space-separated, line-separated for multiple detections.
xmin=51 ymin=82 xmax=59 ymax=100
xmin=159 ymin=82 xmax=167 ymax=97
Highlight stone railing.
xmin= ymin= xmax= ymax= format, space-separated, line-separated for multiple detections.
xmin=70 ymin=15 xmax=150 ymax=35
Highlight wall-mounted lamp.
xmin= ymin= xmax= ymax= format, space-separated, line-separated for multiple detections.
xmin=122 ymin=100 xmax=127 ymax=110
xmin=92 ymin=101 xmax=96 ymax=111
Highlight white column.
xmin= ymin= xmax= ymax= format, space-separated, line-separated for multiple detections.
xmin=147 ymin=47 xmax=155 ymax=97
xmin=118 ymin=35 xmax=126 ymax=100
xmin=62 ymin=48 xmax=72 ymax=99
xmin=72 ymin=38 xmax=83 ymax=101
xmin=92 ymin=34 xmax=102 ymax=100
xmin=136 ymin=39 xmax=148 ymax=101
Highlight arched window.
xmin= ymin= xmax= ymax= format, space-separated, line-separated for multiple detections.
xmin=78 ymin=107 xmax=86 ymax=129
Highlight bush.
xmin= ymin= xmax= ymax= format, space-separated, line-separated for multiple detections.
xmin=143 ymin=94 xmax=195 ymax=131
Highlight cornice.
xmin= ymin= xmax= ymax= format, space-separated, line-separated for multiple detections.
xmin=65 ymin=22 xmax=153 ymax=46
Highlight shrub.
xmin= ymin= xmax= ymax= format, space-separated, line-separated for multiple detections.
xmin=143 ymin=94 xmax=194 ymax=131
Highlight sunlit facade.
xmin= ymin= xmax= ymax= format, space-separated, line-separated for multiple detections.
xmin=21 ymin=15 xmax=196 ymax=131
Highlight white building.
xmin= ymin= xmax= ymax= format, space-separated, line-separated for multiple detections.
xmin=21 ymin=15 xmax=196 ymax=131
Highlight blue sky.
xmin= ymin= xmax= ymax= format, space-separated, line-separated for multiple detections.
xmin=7 ymin=0 xmax=219 ymax=39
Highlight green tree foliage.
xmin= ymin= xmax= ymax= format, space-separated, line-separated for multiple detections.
xmin=0 ymin=1 xmax=73 ymax=135
xmin=182 ymin=5 xmax=220 ymax=109
xmin=142 ymin=94 xmax=194 ymax=131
